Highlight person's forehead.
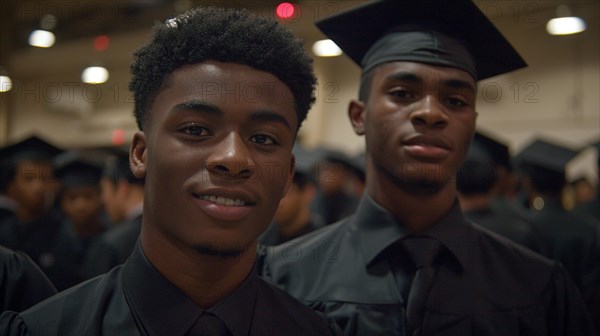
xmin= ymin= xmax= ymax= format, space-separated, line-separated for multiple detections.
xmin=373 ymin=61 xmax=476 ymax=85
xmin=154 ymin=61 xmax=298 ymax=128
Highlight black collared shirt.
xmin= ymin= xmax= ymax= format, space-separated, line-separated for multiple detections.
xmin=0 ymin=243 xmax=338 ymax=336
xmin=261 ymin=193 xmax=596 ymax=335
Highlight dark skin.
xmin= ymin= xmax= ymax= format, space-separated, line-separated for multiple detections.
xmin=130 ymin=61 xmax=297 ymax=308
xmin=349 ymin=62 xmax=478 ymax=232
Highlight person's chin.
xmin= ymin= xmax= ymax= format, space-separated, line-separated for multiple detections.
xmin=192 ymin=240 xmax=251 ymax=258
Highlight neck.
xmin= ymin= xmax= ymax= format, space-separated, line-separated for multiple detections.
xmin=141 ymin=226 xmax=255 ymax=309
xmin=367 ymin=173 xmax=456 ymax=233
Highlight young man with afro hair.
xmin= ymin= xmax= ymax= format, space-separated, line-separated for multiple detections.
xmin=0 ymin=6 xmax=339 ymax=336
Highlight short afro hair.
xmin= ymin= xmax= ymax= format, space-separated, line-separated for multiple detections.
xmin=129 ymin=6 xmax=316 ymax=131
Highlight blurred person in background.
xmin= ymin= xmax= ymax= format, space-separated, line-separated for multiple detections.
xmin=457 ymin=131 xmax=545 ymax=254
xmin=517 ymin=138 xmax=600 ymax=330
xmin=312 ymin=149 xmax=364 ymax=224
xmin=260 ymin=145 xmax=324 ymax=246
xmin=82 ymin=150 xmax=144 ymax=278
xmin=41 ymin=152 xmax=106 ymax=290
xmin=0 ymin=136 xmax=64 ymax=271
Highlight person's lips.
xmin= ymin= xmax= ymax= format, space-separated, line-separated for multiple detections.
xmin=190 ymin=188 xmax=256 ymax=222
xmin=402 ymin=135 xmax=451 ymax=160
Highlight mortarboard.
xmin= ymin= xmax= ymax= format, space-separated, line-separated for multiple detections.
xmin=515 ymin=138 xmax=579 ymax=175
xmin=472 ymin=131 xmax=512 ymax=170
xmin=316 ymin=0 xmax=527 ymax=80
xmin=0 ymin=135 xmax=63 ymax=164
xmin=54 ymin=151 xmax=103 ymax=188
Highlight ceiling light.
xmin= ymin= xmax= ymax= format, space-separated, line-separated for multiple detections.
xmin=546 ymin=5 xmax=586 ymax=36
xmin=81 ymin=66 xmax=109 ymax=84
xmin=312 ymin=39 xmax=342 ymax=57
xmin=0 ymin=75 xmax=12 ymax=92
xmin=28 ymin=30 xmax=56 ymax=48
xmin=546 ymin=17 xmax=586 ymax=35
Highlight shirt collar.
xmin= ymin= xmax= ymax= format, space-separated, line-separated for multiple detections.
xmin=353 ymin=193 xmax=473 ymax=271
xmin=123 ymin=243 xmax=258 ymax=336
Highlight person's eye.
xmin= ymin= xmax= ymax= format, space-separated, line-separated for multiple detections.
xmin=389 ymin=89 xmax=416 ymax=100
xmin=250 ymin=134 xmax=277 ymax=145
xmin=447 ymin=97 xmax=470 ymax=107
xmin=179 ymin=124 xmax=210 ymax=137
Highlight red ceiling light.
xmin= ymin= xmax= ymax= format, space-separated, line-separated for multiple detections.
xmin=276 ymin=2 xmax=296 ymax=19
xmin=111 ymin=129 xmax=126 ymax=146
xmin=93 ymin=35 xmax=110 ymax=52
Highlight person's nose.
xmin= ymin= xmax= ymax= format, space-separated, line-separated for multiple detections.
xmin=206 ymin=133 xmax=256 ymax=180
xmin=409 ymin=95 xmax=449 ymax=130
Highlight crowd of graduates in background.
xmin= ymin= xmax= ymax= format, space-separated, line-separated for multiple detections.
xmin=1 ymin=132 xmax=599 ymax=325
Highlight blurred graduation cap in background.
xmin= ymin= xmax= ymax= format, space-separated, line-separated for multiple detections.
xmin=0 ymin=135 xmax=63 ymax=165
xmin=54 ymin=151 xmax=104 ymax=189
xmin=472 ymin=131 xmax=512 ymax=170
xmin=0 ymin=135 xmax=63 ymax=190
xmin=457 ymin=131 xmax=513 ymax=195
xmin=515 ymin=138 xmax=580 ymax=193
xmin=316 ymin=0 xmax=527 ymax=80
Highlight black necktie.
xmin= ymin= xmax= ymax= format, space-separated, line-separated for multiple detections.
xmin=187 ymin=313 xmax=230 ymax=336
xmin=400 ymin=236 xmax=442 ymax=336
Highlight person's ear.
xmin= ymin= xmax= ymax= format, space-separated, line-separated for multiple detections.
xmin=130 ymin=131 xmax=147 ymax=179
xmin=348 ymin=99 xmax=366 ymax=135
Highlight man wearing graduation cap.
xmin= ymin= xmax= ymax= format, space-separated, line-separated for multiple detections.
xmin=261 ymin=0 xmax=596 ymax=335
xmin=45 ymin=151 xmax=106 ymax=290
xmin=0 ymin=136 xmax=64 ymax=268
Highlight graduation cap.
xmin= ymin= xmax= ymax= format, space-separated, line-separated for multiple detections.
xmin=515 ymin=138 xmax=580 ymax=192
xmin=516 ymin=139 xmax=579 ymax=175
xmin=472 ymin=131 xmax=512 ymax=170
xmin=457 ymin=132 xmax=506 ymax=195
xmin=54 ymin=151 xmax=103 ymax=188
xmin=316 ymin=0 xmax=527 ymax=80
xmin=0 ymin=135 xmax=63 ymax=165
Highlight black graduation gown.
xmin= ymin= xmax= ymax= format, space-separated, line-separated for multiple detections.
xmin=82 ymin=215 xmax=142 ymax=278
xmin=0 ymin=243 xmax=339 ymax=336
xmin=0 ymin=211 xmax=63 ymax=272
xmin=40 ymin=219 xmax=104 ymax=291
xmin=0 ymin=207 xmax=15 ymax=227
xmin=463 ymin=203 xmax=545 ymax=254
xmin=527 ymin=199 xmax=600 ymax=332
xmin=0 ymin=245 xmax=57 ymax=313
xmin=260 ymin=194 xmax=596 ymax=336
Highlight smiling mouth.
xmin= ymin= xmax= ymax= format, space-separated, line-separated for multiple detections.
xmin=197 ymin=195 xmax=247 ymax=206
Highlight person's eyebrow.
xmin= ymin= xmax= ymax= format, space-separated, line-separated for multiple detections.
xmin=444 ymin=79 xmax=476 ymax=95
xmin=170 ymin=100 xmax=222 ymax=116
xmin=250 ymin=110 xmax=292 ymax=131
xmin=385 ymin=71 xmax=423 ymax=84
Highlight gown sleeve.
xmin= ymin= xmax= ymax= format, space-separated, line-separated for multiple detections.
xmin=547 ymin=263 xmax=598 ymax=336
xmin=0 ymin=311 xmax=30 ymax=336
xmin=1 ymin=247 xmax=57 ymax=312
